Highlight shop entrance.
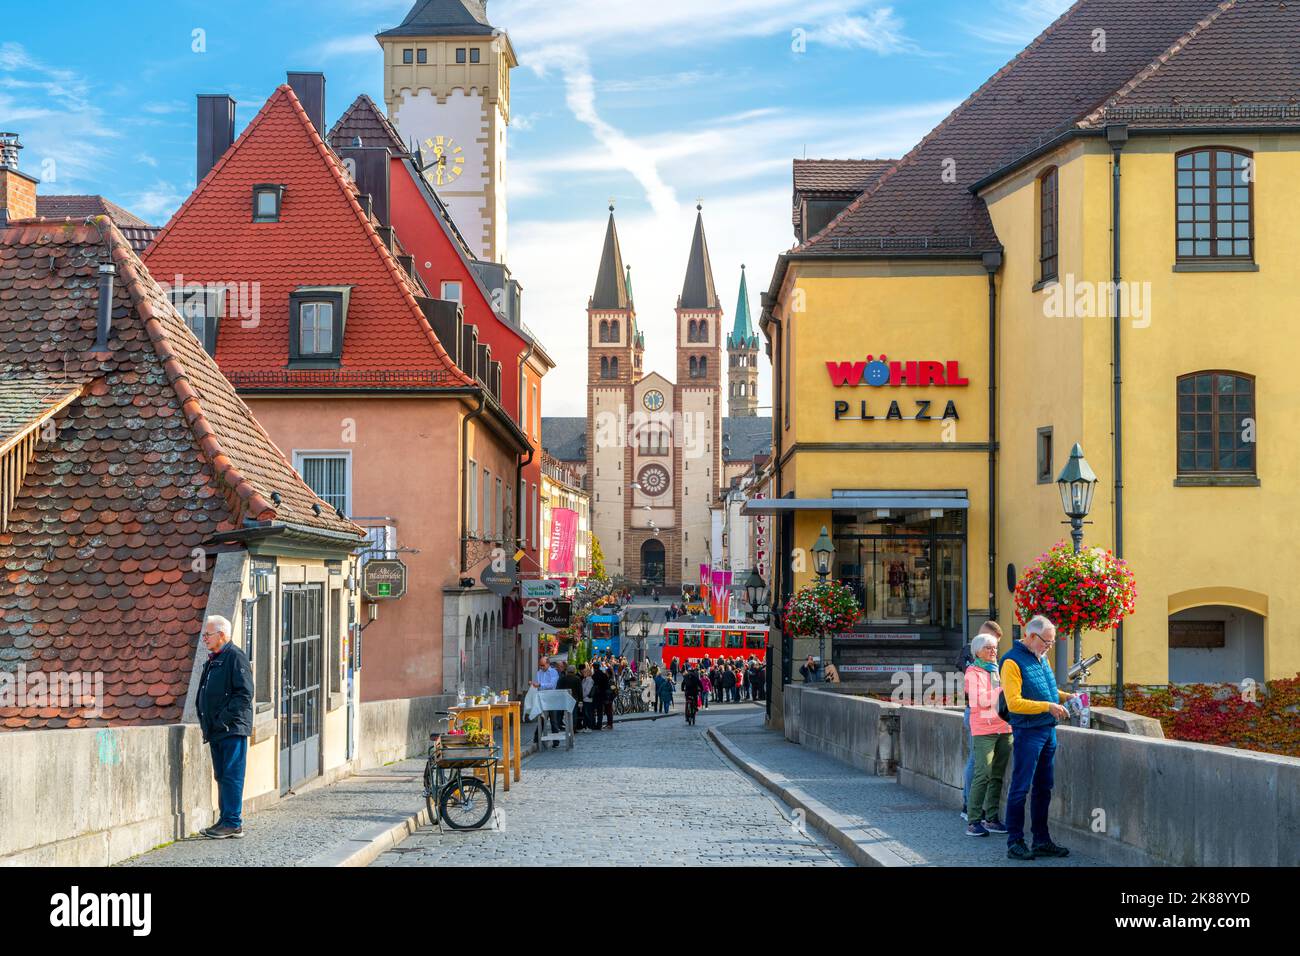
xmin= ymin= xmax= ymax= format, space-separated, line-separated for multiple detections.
xmin=280 ymin=584 xmax=324 ymax=794
xmin=641 ymin=539 xmax=666 ymax=587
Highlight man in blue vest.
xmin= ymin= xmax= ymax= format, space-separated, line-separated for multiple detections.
xmin=1000 ymin=615 xmax=1076 ymax=860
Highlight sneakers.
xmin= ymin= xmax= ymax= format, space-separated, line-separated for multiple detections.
xmin=959 ymin=807 xmax=968 ymax=821
xmin=1006 ymin=840 xmax=1035 ymax=861
xmin=981 ymin=816 xmax=1008 ymax=834
xmin=202 ymin=825 xmax=244 ymax=839
xmin=1032 ymin=840 xmax=1070 ymax=858
xmin=964 ymin=821 xmax=989 ymax=838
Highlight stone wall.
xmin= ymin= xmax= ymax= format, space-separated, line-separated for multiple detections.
xmin=357 ymin=694 xmax=456 ymax=769
xmin=783 ymin=684 xmax=899 ymax=774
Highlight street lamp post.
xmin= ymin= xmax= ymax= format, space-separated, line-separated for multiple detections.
xmin=811 ymin=526 xmax=835 ymax=665
xmin=1055 ymin=443 xmax=1099 ymax=687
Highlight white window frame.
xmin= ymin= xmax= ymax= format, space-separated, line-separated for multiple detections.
xmin=441 ymin=280 xmax=463 ymax=303
xmin=292 ymin=450 xmax=352 ymax=515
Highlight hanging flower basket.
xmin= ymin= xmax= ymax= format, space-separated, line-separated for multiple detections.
xmin=782 ymin=580 xmax=860 ymax=637
xmin=1014 ymin=542 xmax=1137 ymax=632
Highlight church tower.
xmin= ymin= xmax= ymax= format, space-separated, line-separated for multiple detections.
xmin=587 ymin=207 xmax=642 ymax=582
xmin=376 ymin=0 xmax=516 ymax=263
xmin=727 ymin=265 xmax=760 ymax=417
xmin=675 ymin=205 xmax=723 ymax=584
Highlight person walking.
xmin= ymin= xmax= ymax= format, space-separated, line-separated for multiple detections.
xmin=720 ymin=665 xmax=736 ymax=704
xmin=963 ymin=633 xmax=1012 ymax=837
xmin=658 ymin=669 xmax=674 ymax=713
xmin=581 ymin=665 xmax=596 ymax=732
xmin=1001 ymin=615 xmax=1076 ymax=860
xmin=960 ymin=620 xmax=1002 ymax=820
xmin=591 ymin=663 xmax=614 ymax=730
xmin=556 ymin=664 xmax=583 ymax=742
xmin=699 ymin=670 xmax=712 ymax=709
xmin=681 ymin=666 xmax=702 ymax=725
xmin=670 ymin=657 xmax=680 ymax=680
xmin=195 ymin=615 xmax=253 ymax=839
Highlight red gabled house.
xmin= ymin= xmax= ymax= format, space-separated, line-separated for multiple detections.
xmin=144 ymin=76 xmax=532 ymax=703
xmin=327 ymin=94 xmax=553 ymax=578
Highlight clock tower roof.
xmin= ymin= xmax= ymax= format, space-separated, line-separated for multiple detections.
xmin=377 ymin=0 xmax=496 ymax=38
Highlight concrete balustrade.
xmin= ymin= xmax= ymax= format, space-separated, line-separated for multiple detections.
xmin=783 ymin=683 xmax=1300 ymax=866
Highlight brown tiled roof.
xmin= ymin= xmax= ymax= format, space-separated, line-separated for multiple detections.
xmin=329 ymin=94 xmax=409 ymax=154
xmin=792 ymin=159 xmax=894 ymax=229
xmin=0 ymin=218 xmax=363 ymax=729
xmin=0 ymin=375 xmax=85 ymax=450
xmin=35 ymin=195 xmax=153 ymax=229
xmin=1080 ymin=0 xmax=1300 ymax=129
xmin=801 ymin=0 xmax=1228 ymax=256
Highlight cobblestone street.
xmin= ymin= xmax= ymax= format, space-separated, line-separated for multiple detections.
xmin=373 ymin=705 xmax=849 ymax=867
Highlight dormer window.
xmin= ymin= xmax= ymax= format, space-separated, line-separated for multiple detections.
xmin=289 ymin=287 xmax=350 ymax=367
xmin=253 ymin=184 xmax=284 ymax=223
xmin=169 ymin=284 xmax=224 ymax=356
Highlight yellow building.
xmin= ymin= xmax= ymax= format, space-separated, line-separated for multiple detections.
xmin=756 ymin=0 xmax=1298 ymax=713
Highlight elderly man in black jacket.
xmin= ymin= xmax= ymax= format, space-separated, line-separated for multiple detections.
xmin=195 ymin=615 xmax=254 ymax=839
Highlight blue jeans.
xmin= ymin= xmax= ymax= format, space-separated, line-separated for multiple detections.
xmin=962 ymin=708 xmax=975 ymax=810
xmin=209 ymin=735 xmax=248 ymax=829
xmin=1004 ymin=723 xmax=1057 ymax=847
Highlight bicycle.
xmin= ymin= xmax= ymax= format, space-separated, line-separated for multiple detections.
xmin=423 ymin=712 xmax=497 ymax=830
xmin=685 ymin=694 xmax=698 ymax=726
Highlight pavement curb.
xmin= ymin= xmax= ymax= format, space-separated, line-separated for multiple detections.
xmin=707 ymin=726 xmax=912 ymax=868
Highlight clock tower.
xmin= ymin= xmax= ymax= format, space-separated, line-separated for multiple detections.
xmin=377 ymin=0 xmax=516 ymax=263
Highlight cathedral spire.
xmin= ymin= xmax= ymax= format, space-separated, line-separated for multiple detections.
xmin=591 ymin=206 xmax=631 ymax=310
xmin=678 ymin=203 xmax=719 ymax=310
xmin=728 ymin=264 xmax=756 ymax=348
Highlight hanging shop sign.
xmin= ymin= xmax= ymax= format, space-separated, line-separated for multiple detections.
xmin=827 ymin=354 xmax=968 ymax=423
xmin=361 ymin=559 xmax=407 ymax=600
xmin=481 ymin=562 xmax=517 ymax=597
xmin=541 ymin=600 xmax=572 ymax=629
xmin=521 ymin=579 xmax=562 ymax=600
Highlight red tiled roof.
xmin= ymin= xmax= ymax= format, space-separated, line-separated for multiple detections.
xmin=793 ymin=159 xmax=895 ymax=195
xmin=35 ymin=195 xmax=153 ymax=229
xmin=801 ymin=0 xmax=1228 ymax=256
xmin=0 ymin=218 xmax=363 ymax=730
xmin=1080 ymin=0 xmax=1300 ymax=129
xmin=145 ymin=85 xmax=472 ymax=389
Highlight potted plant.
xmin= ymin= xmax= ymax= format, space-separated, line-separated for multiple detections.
xmin=782 ymin=580 xmax=860 ymax=671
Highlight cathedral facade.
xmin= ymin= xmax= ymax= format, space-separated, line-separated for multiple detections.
xmin=576 ymin=206 xmax=765 ymax=588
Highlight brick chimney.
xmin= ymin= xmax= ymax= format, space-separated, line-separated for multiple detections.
xmin=0 ymin=132 xmax=38 ymax=225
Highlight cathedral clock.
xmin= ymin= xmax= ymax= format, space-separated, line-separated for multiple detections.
xmin=422 ymin=135 xmax=466 ymax=187
xmin=643 ymin=389 xmax=665 ymax=412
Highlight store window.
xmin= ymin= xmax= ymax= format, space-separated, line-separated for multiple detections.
xmin=1177 ymin=371 xmax=1255 ymax=474
xmin=1176 ymin=148 xmax=1253 ymax=261
xmin=830 ymin=509 xmax=965 ymax=635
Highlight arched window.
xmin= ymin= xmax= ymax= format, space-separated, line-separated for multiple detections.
xmin=600 ymin=356 xmax=609 ymax=378
xmin=610 ymin=356 xmax=619 ymax=378
xmin=689 ymin=356 xmax=698 ymax=377
xmin=1038 ymin=166 xmax=1058 ymax=283
xmin=697 ymin=320 xmax=708 ymax=343
xmin=599 ymin=319 xmax=609 ymax=342
xmin=1177 ymin=371 xmax=1255 ymax=475
xmin=610 ymin=319 xmax=620 ymax=341
xmin=1176 ymin=148 xmax=1253 ymax=261
xmin=699 ymin=356 xmax=708 ymax=377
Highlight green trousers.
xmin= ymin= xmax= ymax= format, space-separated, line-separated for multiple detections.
xmin=968 ymin=732 xmax=1012 ymax=822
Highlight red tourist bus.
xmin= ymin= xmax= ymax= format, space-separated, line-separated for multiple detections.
xmin=661 ymin=623 xmax=769 ymax=667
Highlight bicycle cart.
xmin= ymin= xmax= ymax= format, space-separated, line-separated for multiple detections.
xmin=423 ymin=714 xmax=499 ymax=831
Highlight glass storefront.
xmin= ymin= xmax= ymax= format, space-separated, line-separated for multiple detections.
xmin=830 ymin=509 xmax=965 ymax=637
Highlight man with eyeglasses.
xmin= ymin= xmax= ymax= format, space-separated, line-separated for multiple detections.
xmin=1000 ymin=615 xmax=1077 ymax=861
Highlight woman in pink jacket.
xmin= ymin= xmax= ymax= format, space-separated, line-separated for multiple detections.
xmin=963 ymin=633 xmax=1012 ymax=837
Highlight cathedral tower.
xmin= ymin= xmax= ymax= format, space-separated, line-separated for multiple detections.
xmin=727 ymin=265 xmax=760 ymax=417
xmin=377 ymin=0 xmax=516 ymax=263
xmin=675 ymin=205 xmax=723 ymax=583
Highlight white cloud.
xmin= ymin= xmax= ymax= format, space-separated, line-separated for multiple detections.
xmin=128 ymin=180 xmax=187 ymax=221
xmin=961 ymin=0 xmax=1073 ymax=48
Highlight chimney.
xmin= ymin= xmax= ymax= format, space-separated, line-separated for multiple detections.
xmin=287 ymin=72 xmax=327 ymax=137
xmin=335 ymin=144 xmax=391 ymax=226
xmin=91 ymin=262 xmax=117 ymax=353
xmin=196 ymin=95 xmax=236 ymax=183
xmin=0 ymin=132 xmax=38 ymax=225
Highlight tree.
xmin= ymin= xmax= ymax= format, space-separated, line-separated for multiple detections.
xmin=590 ymin=535 xmax=608 ymax=581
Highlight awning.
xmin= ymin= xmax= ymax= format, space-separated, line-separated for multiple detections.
xmin=742 ymin=491 xmax=969 ymax=515
xmin=519 ymin=615 xmax=559 ymax=635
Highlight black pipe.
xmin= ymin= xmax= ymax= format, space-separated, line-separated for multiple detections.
xmin=982 ymin=249 xmax=1003 ymax=631
xmin=1107 ymin=124 xmax=1129 ymax=709
xmin=459 ymin=392 xmax=487 ymax=574
xmin=516 ymin=340 xmax=536 ymax=558
xmin=92 ymin=262 xmax=116 ymax=352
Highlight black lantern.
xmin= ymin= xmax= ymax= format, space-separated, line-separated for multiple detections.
xmin=1056 ymin=442 xmax=1098 ymax=521
xmin=743 ymin=568 xmax=765 ymax=613
xmin=812 ymin=526 xmax=834 ymax=581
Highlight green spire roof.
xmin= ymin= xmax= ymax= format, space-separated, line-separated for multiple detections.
xmin=625 ymin=264 xmax=634 ymax=307
xmin=728 ymin=265 xmax=757 ymax=349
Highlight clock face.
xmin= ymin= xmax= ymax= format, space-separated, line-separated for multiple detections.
xmin=643 ymin=389 xmax=665 ymax=412
xmin=638 ymin=464 xmax=670 ymax=498
xmin=423 ymin=135 xmax=466 ymax=187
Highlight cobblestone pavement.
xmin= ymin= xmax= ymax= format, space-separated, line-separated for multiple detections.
xmin=119 ymin=760 xmax=426 ymax=867
xmin=373 ymin=703 xmax=848 ymax=867
xmin=720 ymin=714 xmax=1101 ymax=867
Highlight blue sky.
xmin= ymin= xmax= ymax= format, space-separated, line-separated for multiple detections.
xmin=3 ymin=0 xmax=1071 ymax=415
